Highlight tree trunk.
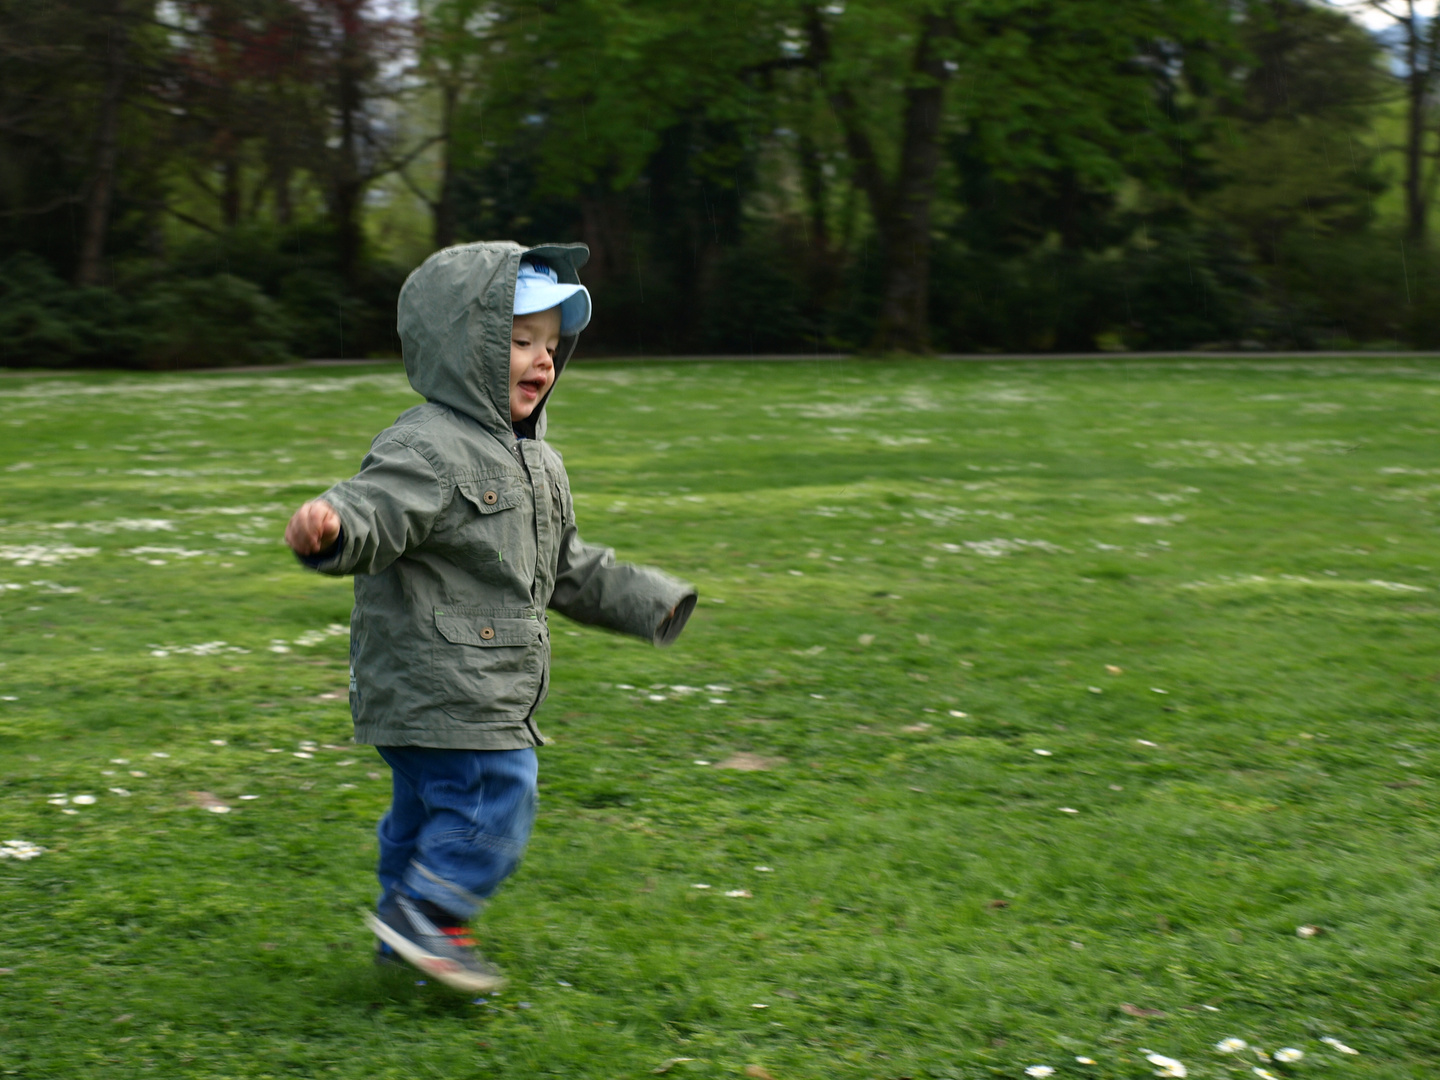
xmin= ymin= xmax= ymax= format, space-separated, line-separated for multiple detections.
xmin=797 ymin=130 xmax=829 ymax=254
xmin=272 ymin=159 xmax=293 ymax=225
xmin=220 ymin=142 xmax=242 ymax=228
xmin=805 ymin=5 xmax=954 ymax=353
xmin=872 ymin=14 xmax=954 ymax=353
xmin=433 ymin=81 xmax=458 ymax=250
xmin=334 ymin=0 xmax=365 ymax=285
xmin=1405 ymin=3 xmax=1427 ymax=241
xmin=76 ymin=0 xmax=127 ymax=287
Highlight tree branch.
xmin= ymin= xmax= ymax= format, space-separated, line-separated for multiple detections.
xmin=804 ymin=4 xmax=891 ymax=219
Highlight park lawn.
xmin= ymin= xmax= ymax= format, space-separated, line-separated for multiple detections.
xmin=0 ymin=357 xmax=1437 ymax=1079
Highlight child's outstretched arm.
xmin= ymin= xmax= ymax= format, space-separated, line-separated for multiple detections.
xmin=548 ymin=489 xmax=697 ymax=646
xmin=285 ymin=437 xmax=444 ymax=576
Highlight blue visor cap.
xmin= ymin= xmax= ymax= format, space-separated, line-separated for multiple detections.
xmin=513 ymin=259 xmax=592 ymax=335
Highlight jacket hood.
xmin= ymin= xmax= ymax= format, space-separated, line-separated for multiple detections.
xmin=397 ymin=241 xmax=590 ymax=440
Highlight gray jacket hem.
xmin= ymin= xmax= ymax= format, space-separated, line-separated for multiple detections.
xmin=354 ymin=723 xmax=540 ymax=751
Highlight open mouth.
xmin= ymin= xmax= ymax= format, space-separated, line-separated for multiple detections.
xmin=517 ymin=378 xmax=547 ymax=399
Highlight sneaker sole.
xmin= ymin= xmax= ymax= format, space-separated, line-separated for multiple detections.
xmin=363 ymin=910 xmax=507 ymax=993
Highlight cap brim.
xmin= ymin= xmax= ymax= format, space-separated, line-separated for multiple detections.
xmin=515 ymin=282 xmax=591 ymax=334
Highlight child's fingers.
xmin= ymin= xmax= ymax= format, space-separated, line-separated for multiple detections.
xmin=285 ymin=501 xmax=336 ymax=555
xmin=318 ymin=504 xmax=341 ymax=544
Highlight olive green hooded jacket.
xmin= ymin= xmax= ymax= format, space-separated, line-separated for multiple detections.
xmin=305 ymin=241 xmax=697 ymax=749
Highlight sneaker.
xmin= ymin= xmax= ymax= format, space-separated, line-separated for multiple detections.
xmin=363 ymin=894 xmax=506 ymax=993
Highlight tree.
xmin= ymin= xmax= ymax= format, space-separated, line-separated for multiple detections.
xmin=1332 ymin=1 xmax=1440 ymax=239
xmin=402 ymin=0 xmax=495 ymax=250
xmin=785 ymin=0 xmax=1232 ymax=352
xmin=1205 ymin=1 xmax=1388 ymax=257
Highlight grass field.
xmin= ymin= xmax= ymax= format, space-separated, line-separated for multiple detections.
xmin=1 ymin=358 xmax=1438 ymax=1079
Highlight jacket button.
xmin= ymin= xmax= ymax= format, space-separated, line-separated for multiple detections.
xmin=480 ymin=627 xmax=495 ymax=640
xmin=482 ymin=490 xmax=498 ymax=505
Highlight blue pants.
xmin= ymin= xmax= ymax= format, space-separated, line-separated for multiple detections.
xmin=375 ymin=746 xmax=538 ymax=921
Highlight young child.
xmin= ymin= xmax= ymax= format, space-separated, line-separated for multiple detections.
xmin=283 ymin=242 xmax=697 ymax=991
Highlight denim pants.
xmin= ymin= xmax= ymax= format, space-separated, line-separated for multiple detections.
xmin=375 ymin=746 xmax=538 ymax=921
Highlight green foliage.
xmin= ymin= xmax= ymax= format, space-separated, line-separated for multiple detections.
xmin=3 ymin=360 xmax=1440 ymax=1076
xmin=0 ymin=0 xmax=1428 ymax=358
xmin=137 ymin=275 xmax=294 ymax=368
xmin=0 ymin=256 xmax=148 ymax=368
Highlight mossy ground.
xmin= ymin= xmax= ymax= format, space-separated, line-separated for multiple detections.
xmin=1 ymin=358 xmax=1437 ymax=1078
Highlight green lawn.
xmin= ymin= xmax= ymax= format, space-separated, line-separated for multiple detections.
xmin=1 ymin=358 xmax=1437 ymax=1079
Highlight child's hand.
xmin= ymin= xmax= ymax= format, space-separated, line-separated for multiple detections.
xmin=285 ymin=500 xmax=340 ymax=556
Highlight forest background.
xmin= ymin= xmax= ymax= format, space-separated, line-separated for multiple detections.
xmin=4 ymin=0 xmax=1440 ymax=367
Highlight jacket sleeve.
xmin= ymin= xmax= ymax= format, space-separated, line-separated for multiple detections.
xmin=548 ymin=487 xmax=698 ymax=646
xmin=301 ymin=437 xmax=444 ymax=577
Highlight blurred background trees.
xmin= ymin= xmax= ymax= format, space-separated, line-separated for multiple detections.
xmin=0 ymin=0 xmax=1436 ymax=365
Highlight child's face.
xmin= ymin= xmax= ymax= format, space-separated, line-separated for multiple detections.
xmin=509 ymin=306 xmax=561 ymax=422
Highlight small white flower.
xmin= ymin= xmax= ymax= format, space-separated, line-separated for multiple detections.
xmin=648 ymin=694 xmax=667 ymax=702
xmin=151 ymin=752 xmax=170 ymax=758
xmin=61 ymin=808 xmax=78 ymax=815
xmin=1253 ymin=1070 xmax=1278 ymax=1080
xmin=208 ymin=804 xmax=231 ymax=814
xmin=949 ymin=710 xmax=968 ymax=717
xmin=1273 ymin=1048 xmax=1303 ymax=1063
xmin=1320 ymin=1037 xmax=1358 ymax=1055
xmin=724 ymin=889 xmax=752 ymax=898
xmin=1146 ymin=1053 xmax=1187 ymax=1078
xmin=1151 ymin=687 xmax=1168 ymax=694
xmin=1088 ymin=686 xmax=1103 ymax=693
xmin=110 ymin=758 xmax=128 ymax=764
xmin=810 ymin=693 xmax=825 ymax=699
xmin=1137 ymin=739 xmax=1158 ymax=747
xmin=1216 ymin=1038 xmax=1248 ymax=1053
xmin=1033 ymin=748 xmax=1053 ymax=756
xmin=708 ymin=698 xmax=728 ymax=704
xmin=293 ymin=751 xmax=313 ymax=759
xmin=71 ymin=795 xmax=96 ymax=805
xmin=47 ymin=796 xmax=68 ymax=806
xmin=0 ymin=840 xmax=45 ymax=860
xmin=754 ymin=865 xmax=773 ymax=872
xmin=239 ymin=795 xmax=259 ymax=800
xmin=751 ymin=1003 xmax=768 ymax=1009
xmin=129 ymin=770 xmax=146 ymax=777
xmin=1058 ymin=807 xmax=1080 ymax=813
xmin=1075 ymin=1058 xmax=1096 ymax=1066
xmin=616 ymin=683 xmax=635 ymax=690
xmin=108 ymin=788 xmax=131 ymax=796
xmin=692 ymin=883 xmax=710 ymax=890
xmin=1024 ymin=1068 xmax=1055 ymax=1078
xmin=1296 ymin=924 xmax=1320 ymax=938
xmin=209 ymin=739 xmax=227 ymax=746
xmin=693 ymin=760 xmax=710 ymax=766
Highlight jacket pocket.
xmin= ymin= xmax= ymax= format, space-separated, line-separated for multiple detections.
xmin=435 ymin=608 xmax=543 ymax=648
xmin=432 ymin=606 xmax=546 ymax=720
xmin=456 ymin=479 xmax=525 ymax=515
xmin=444 ymin=478 xmax=535 ymax=586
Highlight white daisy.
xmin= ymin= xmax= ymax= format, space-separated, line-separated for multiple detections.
xmin=1145 ymin=1053 xmax=1186 ymax=1078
